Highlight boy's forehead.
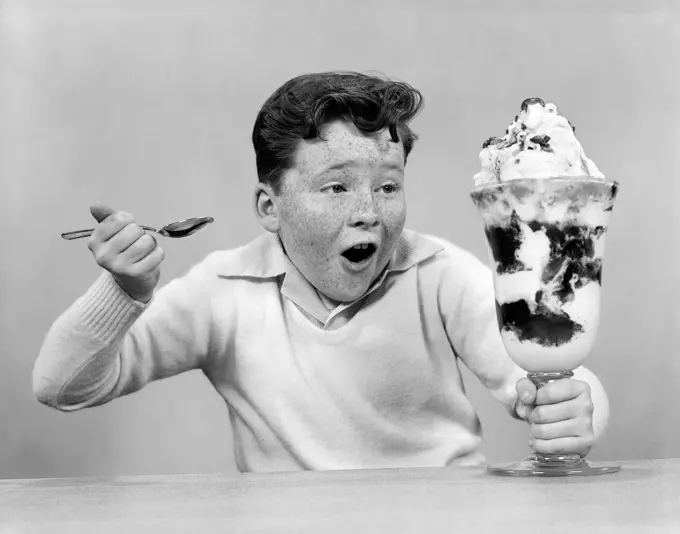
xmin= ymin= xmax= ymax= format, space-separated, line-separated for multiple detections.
xmin=294 ymin=120 xmax=404 ymax=173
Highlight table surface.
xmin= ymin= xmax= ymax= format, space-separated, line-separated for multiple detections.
xmin=2 ymin=459 xmax=679 ymax=533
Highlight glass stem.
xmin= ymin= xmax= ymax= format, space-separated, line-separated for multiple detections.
xmin=526 ymin=370 xmax=586 ymax=467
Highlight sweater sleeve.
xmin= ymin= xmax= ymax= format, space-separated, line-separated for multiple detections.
xmin=33 ymin=256 xmax=216 ymax=411
xmin=432 ymin=238 xmax=526 ymax=418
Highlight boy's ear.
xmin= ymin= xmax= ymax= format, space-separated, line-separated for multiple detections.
xmin=253 ymin=183 xmax=281 ymax=233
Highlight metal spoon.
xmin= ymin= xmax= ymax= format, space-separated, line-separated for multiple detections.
xmin=61 ymin=216 xmax=215 ymax=240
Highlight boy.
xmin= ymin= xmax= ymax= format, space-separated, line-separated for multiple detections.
xmin=34 ymin=72 xmax=606 ymax=472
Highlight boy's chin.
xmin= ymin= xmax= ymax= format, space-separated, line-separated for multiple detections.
xmin=320 ymin=260 xmax=389 ymax=303
xmin=322 ymin=283 xmax=372 ymax=304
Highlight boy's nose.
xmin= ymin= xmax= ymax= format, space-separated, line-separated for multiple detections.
xmin=348 ymin=191 xmax=380 ymax=228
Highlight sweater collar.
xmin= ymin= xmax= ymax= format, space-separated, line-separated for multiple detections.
xmin=216 ymin=229 xmax=444 ymax=326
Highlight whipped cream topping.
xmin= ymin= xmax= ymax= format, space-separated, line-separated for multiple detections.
xmin=473 ymin=98 xmax=604 ymax=186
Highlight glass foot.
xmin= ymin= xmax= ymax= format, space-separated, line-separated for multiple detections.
xmin=487 ymin=453 xmax=621 ymax=477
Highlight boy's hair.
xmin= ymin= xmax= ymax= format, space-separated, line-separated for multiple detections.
xmin=251 ymin=71 xmax=424 ymax=194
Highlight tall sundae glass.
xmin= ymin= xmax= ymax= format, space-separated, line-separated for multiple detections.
xmin=470 ymin=98 xmax=620 ymax=476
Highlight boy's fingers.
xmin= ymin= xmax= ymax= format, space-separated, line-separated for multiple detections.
xmin=536 ymin=379 xmax=589 ymax=405
xmin=529 ymin=399 xmax=583 ymax=424
xmin=91 ymin=222 xmax=142 ymax=265
xmin=90 ymin=211 xmax=136 ymax=244
xmin=119 ymin=233 xmax=158 ymax=264
xmin=530 ymin=419 xmax=581 ymax=440
xmin=126 ymin=245 xmax=165 ymax=277
xmin=530 ymin=436 xmax=593 ymax=457
xmin=106 ymin=223 xmax=146 ymax=255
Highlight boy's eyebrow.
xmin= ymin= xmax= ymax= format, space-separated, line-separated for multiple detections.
xmin=318 ymin=160 xmax=404 ymax=175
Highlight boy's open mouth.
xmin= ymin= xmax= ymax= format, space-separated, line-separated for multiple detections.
xmin=341 ymin=243 xmax=377 ymax=264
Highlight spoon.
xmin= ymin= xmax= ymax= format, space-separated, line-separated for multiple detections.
xmin=61 ymin=216 xmax=215 ymax=240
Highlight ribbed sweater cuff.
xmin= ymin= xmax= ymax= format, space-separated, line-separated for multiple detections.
xmin=75 ymin=271 xmax=149 ymax=344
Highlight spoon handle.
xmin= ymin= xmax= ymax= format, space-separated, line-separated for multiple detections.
xmin=61 ymin=229 xmax=95 ymax=240
xmin=61 ymin=226 xmax=157 ymax=240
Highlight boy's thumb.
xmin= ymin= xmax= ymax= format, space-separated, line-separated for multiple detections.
xmin=90 ymin=201 xmax=115 ymax=223
xmin=516 ymin=378 xmax=537 ymax=406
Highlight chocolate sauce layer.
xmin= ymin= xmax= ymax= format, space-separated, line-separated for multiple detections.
xmin=471 ymin=178 xmax=618 ymax=349
xmin=496 ymin=299 xmax=583 ymax=346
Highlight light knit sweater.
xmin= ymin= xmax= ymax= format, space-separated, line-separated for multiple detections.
xmin=33 ymin=229 xmax=528 ymax=472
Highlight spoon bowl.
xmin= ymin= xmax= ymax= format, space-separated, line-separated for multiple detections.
xmin=61 ymin=216 xmax=215 ymax=240
xmin=154 ymin=216 xmax=215 ymax=238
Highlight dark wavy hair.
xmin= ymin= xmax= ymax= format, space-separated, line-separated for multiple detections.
xmin=252 ymin=71 xmax=424 ymax=193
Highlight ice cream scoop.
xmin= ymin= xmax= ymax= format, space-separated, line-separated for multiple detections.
xmin=474 ymin=98 xmax=604 ymax=186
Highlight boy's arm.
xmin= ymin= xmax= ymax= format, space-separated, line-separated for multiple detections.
xmin=435 ymin=241 xmax=610 ymax=440
xmin=33 ymin=257 xmax=217 ymax=411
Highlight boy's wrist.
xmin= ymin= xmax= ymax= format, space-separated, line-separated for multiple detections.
xmin=111 ymin=275 xmax=154 ymax=304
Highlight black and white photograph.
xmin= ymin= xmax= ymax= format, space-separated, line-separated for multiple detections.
xmin=1 ymin=0 xmax=678 ymax=531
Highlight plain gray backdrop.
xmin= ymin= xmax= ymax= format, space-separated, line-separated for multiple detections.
xmin=1 ymin=0 xmax=678 ymax=479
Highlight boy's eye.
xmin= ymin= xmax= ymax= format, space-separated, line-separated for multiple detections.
xmin=329 ymin=184 xmax=346 ymax=194
xmin=381 ymin=184 xmax=398 ymax=194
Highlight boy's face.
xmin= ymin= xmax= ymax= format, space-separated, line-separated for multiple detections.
xmin=272 ymin=120 xmax=407 ymax=303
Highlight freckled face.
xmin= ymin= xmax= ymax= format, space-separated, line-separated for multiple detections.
xmin=276 ymin=120 xmax=407 ymax=303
